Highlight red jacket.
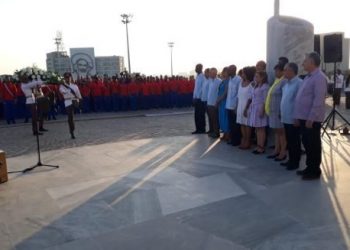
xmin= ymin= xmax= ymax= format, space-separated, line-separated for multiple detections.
xmin=90 ymin=81 xmax=103 ymax=97
xmin=119 ymin=84 xmax=128 ymax=96
xmin=170 ymin=80 xmax=178 ymax=92
xmin=162 ymin=81 xmax=170 ymax=93
xmin=16 ymin=84 xmax=25 ymax=97
xmin=0 ymin=83 xmax=17 ymax=101
xmin=153 ymin=82 xmax=162 ymax=95
xmin=102 ymin=82 xmax=112 ymax=96
xmin=111 ymin=81 xmax=120 ymax=95
xmin=128 ymin=82 xmax=138 ymax=96
xmin=141 ymin=83 xmax=150 ymax=96
xmin=185 ymin=81 xmax=193 ymax=94
xmin=189 ymin=79 xmax=195 ymax=92
xmin=79 ymin=84 xmax=91 ymax=97
xmin=41 ymin=85 xmax=52 ymax=96
xmin=178 ymin=80 xmax=187 ymax=94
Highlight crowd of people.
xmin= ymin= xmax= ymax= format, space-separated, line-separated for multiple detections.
xmin=0 ymin=74 xmax=195 ymax=124
xmin=0 ymin=51 xmax=341 ymax=181
xmin=191 ymin=52 xmax=328 ymax=181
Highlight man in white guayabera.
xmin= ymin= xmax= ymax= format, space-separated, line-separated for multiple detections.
xmin=21 ymin=74 xmax=48 ymax=136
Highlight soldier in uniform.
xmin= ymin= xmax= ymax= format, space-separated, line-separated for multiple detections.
xmin=59 ymin=72 xmax=82 ymax=139
xmin=20 ymin=75 xmax=47 ymax=135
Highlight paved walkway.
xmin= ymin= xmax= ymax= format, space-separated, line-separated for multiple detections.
xmin=0 ymin=101 xmax=350 ymax=250
xmin=0 ymin=108 xmax=193 ymax=158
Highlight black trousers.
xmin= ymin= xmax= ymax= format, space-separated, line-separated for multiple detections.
xmin=66 ymin=105 xmax=75 ymax=134
xmin=203 ymin=102 xmax=211 ymax=133
xmin=299 ymin=120 xmax=322 ymax=174
xmin=227 ymin=109 xmax=241 ymax=145
xmin=207 ymin=105 xmax=219 ymax=136
xmin=284 ymin=123 xmax=301 ymax=167
xmin=193 ymin=98 xmax=206 ymax=132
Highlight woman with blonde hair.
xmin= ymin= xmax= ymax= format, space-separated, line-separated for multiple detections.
xmin=265 ymin=63 xmax=287 ymax=161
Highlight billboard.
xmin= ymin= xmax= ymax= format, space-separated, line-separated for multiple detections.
xmin=70 ymin=47 xmax=96 ymax=79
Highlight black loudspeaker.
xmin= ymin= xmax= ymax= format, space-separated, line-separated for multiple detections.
xmin=324 ymin=33 xmax=343 ymax=63
xmin=314 ymin=35 xmax=320 ymax=54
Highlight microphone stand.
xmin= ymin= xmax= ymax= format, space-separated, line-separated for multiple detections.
xmin=8 ymin=83 xmax=59 ymax=174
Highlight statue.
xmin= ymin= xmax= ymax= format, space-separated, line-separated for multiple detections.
xmin=267 ymin=0 xmax=314 ymax=82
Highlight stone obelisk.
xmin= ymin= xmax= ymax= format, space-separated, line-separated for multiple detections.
xmin=274 ymin=0 xmax=279 ymax=16
xmin=267 ymin=0 xmax=314 ymax=81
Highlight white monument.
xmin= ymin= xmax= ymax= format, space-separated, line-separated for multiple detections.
xmin=267 ymin=0 xmax=314 ymax=81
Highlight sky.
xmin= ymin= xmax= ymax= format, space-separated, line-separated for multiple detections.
xmin=0 ymin=0 xmax=349 ymax=76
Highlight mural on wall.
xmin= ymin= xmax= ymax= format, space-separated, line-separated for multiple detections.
xmin=70 ymin=48 xmax=96 ymax=79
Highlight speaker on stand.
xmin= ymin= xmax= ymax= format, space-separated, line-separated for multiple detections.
xmin=322 ymin=33 xmax=350 ymax=137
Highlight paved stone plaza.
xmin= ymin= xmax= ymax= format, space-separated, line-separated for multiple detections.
xmin=1 ymin=103 xmax=350 ymax=250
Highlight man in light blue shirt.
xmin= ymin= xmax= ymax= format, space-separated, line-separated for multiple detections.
xmin=280 ymin=62 xmax=302 ymax=170
xmin=201 ymin=68 xmax=211 ymax=133
xmin=207 ymin=68 xmax=221 ymax=138
xmin=201 ymin=69 xmax=210 ymax=103
xmin=192 ymin=64 xmax=206 ymax=134
xmin=226 ymin=65 xmax=241 ymax=146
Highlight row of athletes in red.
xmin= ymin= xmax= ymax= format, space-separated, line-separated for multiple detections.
xmin=0 ymin=78 xmax=195 ymax=100
xmin=1 ymin=78 xmax=195 ymax=101
xmin=76 ymin=78 xmax=195 ymax=98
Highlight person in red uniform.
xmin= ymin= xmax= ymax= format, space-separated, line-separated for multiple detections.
xmin=102 ymin=76 xmax=112 ymax=112
xmin=178 ymin=77 xmax=188 ymax=108
xmin=185 ymin=77 xmax=194 ymax=107
xmin=16 ymin=81 xmax=31 ymax=122
xmin=135 ymin=77 xmax=143 ymax=110
xmin=0 ymin=76 xmax=17 ymax=124
xmin=141 ymin=78 xmax=150 ymax=109
xmin=128 ymin=79 xmax=138 ymax=110
xmin=149 ymin=78 xmax=157 ymax=109
xmin=119 ymin=78 xmax=129 ymax=111
xmin=79 ymin=79 xmax=91 ymax=113
xmin=153 ymin=77 xmax=162 ymax=108
xmin=169 ymin=77 xmax=178 ymax=108
xmin=90 ymin=76 xmax=103 ymax=112
xmin=111 ymin=76 xmax=120 ymax=111
xmin=189 ymin=76 xmax=195 ymax=106
xmin=162 ymin=76 xmax=171 ymax=108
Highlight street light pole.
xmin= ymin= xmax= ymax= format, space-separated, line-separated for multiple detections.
xmin=168 ymin=42 xmax=174 ymax=76
xmin=121 ymin=14 xmax=132 ymax=74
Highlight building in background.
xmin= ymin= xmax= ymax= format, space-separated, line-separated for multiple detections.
xmin=95 ymin=56 xmax=124 ymax=76
xmin=314 ymin=32 xmax=350 ymax=74
xmin=46 ymin=51 xmax=72 ymax=76
xmin=46 ymin=47 xmax=124 ymax=78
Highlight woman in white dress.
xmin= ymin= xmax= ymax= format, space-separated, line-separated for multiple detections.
xmin=236 ymin=66 xmax=255 ymax=149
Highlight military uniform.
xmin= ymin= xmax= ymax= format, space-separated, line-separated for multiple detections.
xmin=59 ymin=81 xmax=82 ymax=139
xmin=21 ymin=80 xmax=46 ymax=135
